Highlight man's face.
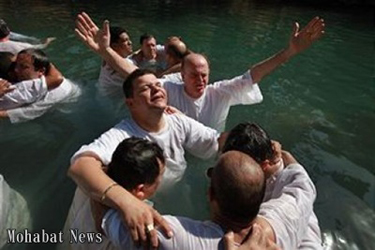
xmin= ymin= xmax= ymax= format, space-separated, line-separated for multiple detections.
xmin=112 ymin=32 xmax=133 ymax=57
xmin=14 ymin=53 xmax=43 ymax=81
xmin=181 ymin=56 xmax=210 ymax=99
xmin=141 ymin=37 xmax=157 ymax=60
xmin=127 ymin=73 xmax=167 ymax=112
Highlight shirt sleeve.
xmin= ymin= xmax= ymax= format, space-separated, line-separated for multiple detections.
xmin=211 ymin=70 xmax=263 ymax=106
xmin=0 ymin=77 xmax=47 ymax=110
xmin=176 ymin=114 xmax=220 ymax=159
xmin=71 ymin=125 xmax=128 ymax=165
xmin=258 ymin=163 xmax=317 ymax=250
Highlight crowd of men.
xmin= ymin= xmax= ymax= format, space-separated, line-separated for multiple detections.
xmin=1 ymin=12 xmax=325 ymax=249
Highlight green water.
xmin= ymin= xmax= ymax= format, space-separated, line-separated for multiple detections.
xmin=0 ymin=0 xmax=374 ymax=249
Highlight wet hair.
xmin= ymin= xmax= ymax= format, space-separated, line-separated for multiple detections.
xmin=0 ymin=19 xmax=10 ymax=39
xmin=110 ymin=26 xmax=128 ymax=45
xmin=222 ymin=122 xmax=274 ymax=163
xmin=140 ymin=33 xmax=155 ymax=45
xmin=0 ymin=51 xmax=15 ymax=80
xmin=122 ymin=68 xmax=155 ymax=98
xmin=18 ymin=48 xmax=51 ymax=75
xmin=211 ymin=151 xmax=266 ymax=224
xmin=107 ymin=137 xmax=165 ymax=190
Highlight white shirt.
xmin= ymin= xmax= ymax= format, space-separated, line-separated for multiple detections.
xmin=102 ymin=163 xmax=322 ymax=250
xmin=0 ymin=76 xmax=48 ymax=110
xmin=72 ymin=113 xmax=219 ymax=191
xmin=6 ymin=78 xmax=80 ymax=123
xmin=162 ymin=70 xmax=263 ymax=132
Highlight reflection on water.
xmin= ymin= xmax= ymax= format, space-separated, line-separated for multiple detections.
xmin=0 ymin=1 xmax=374 ymax=250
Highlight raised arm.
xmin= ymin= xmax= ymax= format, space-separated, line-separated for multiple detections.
xmin=74 ymin=12 xmax=137 ymax=79
xmin=68 ymin=154 xmax=173 ymax=248
xmin=250 ymin=16 xmax=325 ymax=83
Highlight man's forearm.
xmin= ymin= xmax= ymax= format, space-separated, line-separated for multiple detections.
xmin=250 ymin=47 xmax=295 ymax=84
xmin=68 ymin=155 xmax=133 ymax=210
xmin=100 ymin=47 xmax=137 ymax=79
xmin=0 ymin=110 xmax=8 ymax=118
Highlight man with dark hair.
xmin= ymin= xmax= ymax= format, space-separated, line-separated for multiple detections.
xmin=98 ymin=26 xmax=133 ymax=97
xmin=63 ymin=137 xmax=166 ymax=250
xmin=130 ymin=33 xmax=166 ymax=73
xmin=68 ymin=68 xmax=225 ymax=248
xmin=102 ymin=149 xmax=314 ymax=250
xmin=0 ymin=19 xmax=55 ymax=55
xmin=223 ymin=122 xmax=323 ymax=249
xmin=75 ymin=13 xmax=325 ymax=132
xmin=0 ymin=48 xmax=79 ymax=123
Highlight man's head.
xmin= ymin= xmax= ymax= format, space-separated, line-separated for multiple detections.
xmin=165 ymin=36 xmax=188 ymax=67
xmin=208 ymin=151 xmax=266 ymax=225
xmin=140 ymin=33 xmax=157 ymax=60
xmin=110 ymin=26 xmax=133 ymax=57
xmin=14 ymin=49 xmax=50 ymax=81
xmin=0 ymin=19 xmax=10 ymax=40
xmin=107 ymin=137 xmax=165 ymax=200
xmin=123 ymin=69 xmax=167 ymax=115
xmin=181 ymin=53 xmax=210 ymax=99
xmin=223 ymin=122 xmax=275 ymax=163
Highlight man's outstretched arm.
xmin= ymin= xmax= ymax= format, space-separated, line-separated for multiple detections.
xmin=74 ymin=12 xmax=138 ymax=79
xmin=250 ymin=17 xmax=325 ymax=83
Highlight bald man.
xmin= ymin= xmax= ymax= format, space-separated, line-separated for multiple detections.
xmin=75 ymin=13 xmax=325 ymax=131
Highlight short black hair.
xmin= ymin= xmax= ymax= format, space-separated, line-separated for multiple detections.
xmin=222 ymin=122 xmax=274 ymax=163
xmin=107 ymin=137 xmax=165 ymax=190
xmin=18 ymin=48 xmax=51 ymax=75
xmin=0 ymin=19 xmax=10 ymax=39
xmin=139 ymin=33 xmax=155 ymax=45
xmin=110 ymin=26 xmax=128 ymax=45
xmin=123 ymin=68 xmax=155 ymax=98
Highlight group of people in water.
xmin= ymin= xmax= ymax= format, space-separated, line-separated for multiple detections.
xmin=1 ymin=11 xmax=326 ymax=249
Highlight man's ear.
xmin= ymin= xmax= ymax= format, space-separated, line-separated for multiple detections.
xmin=261 ymin=160 xmax=271 ymax=172
xmin=132 ymin=184 xmax=145 ymax=200
xmin=125 ymin=98 xmax=133 ymax=107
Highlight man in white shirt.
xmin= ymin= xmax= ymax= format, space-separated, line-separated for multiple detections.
xmin=0 ymin=48 xmax=79 ymax=123
xmin=68 ymin=69 xmax=226 ymax=249
xmin=0 ymin=19 xmax=55 ymax=55
xmin=75 ymin=13 xmax=325 ymax=131
xmin=222 ymin=122 xmax=322 ymax=249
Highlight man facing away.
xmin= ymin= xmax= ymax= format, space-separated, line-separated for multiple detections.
xmin=222 ymin=122 xmax=323 ymax=249
xmin=75 ymin=12 xmax=325 ymax=132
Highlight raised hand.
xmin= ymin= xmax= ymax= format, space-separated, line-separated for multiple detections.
xmin=288 ymin=16 xmax=325 ymax=56
xmin=75 ymin=12 xmax=102 ymax=52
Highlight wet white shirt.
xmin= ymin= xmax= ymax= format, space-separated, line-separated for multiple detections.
xmin=0 ymin=76 xmax=48 ymax=110
xmin=102 ymin=163 xmax=321 ymax=250
xmin=6 ymin=78 xmax=80 ymax=123
xmin=162 ymin=70 xmax=263 ymax=132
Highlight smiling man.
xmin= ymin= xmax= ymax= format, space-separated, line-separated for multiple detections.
xmin=68 ymin=68 xmax=226 ymax=248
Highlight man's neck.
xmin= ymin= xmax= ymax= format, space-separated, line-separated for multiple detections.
xmin=212 ymin=213 xmax=254 ymax=243
xmin=0 ymin=36 xmax=10 ymax=42
xmin=132 ymin=110 xmax=166 ymax=133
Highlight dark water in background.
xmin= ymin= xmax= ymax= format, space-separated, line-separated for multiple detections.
xmin=0 ymin=0 xmax=374 ymax=249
